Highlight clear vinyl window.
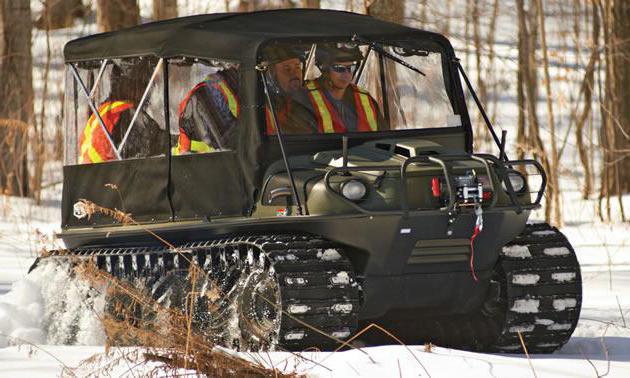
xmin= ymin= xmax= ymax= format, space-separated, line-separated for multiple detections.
xmin=64 ymin=57 xmax=166 ymax=165
xmin=261 ymin=41 xmax=458 ymax=136
xmin=168 ymin=59 xmax=240 ymax=155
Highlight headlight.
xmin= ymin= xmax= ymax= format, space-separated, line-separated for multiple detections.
xmin=502 ymin=171 xmax=526 ymax=193
xmin=341 ymin=179 xmax=367 ymax=201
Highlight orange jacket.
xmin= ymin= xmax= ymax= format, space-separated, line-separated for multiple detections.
xmin=78 ymin=101 xmax=133 ymax=164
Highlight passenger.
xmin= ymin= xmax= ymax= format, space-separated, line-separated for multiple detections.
xmin=305 ymin=45 xmax=386 ymax=133
xmin=264 ymin=46 xmax=317 ymax=135
xmin=79 ymin=61 xmax=164 ymax=164
xmin=173 ymin=65 xmax=239 ymax=154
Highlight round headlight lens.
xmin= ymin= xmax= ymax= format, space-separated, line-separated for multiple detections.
xmin=502 ymin=171 xmax=526 ymax=193
xmin=341 ymin=179 xmax=367 ymax=201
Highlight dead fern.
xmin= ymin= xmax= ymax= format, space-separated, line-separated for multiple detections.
xmin=72 ymin=259 xmax=294 ymax=377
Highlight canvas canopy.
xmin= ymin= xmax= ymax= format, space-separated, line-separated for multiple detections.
xmin=63 ymin=9 xmax=453 ymax=64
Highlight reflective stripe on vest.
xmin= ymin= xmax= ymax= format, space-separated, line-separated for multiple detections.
xmin=172 ymin=126 xmax=214 ymax=155
xmin=171 ymin=141 xmax=212 ymax=154
xmin=208 ymin=77 xmax=240 ymax=118
xmin=173 ymin=74 xmax=238 ymax=154
xmin=79 ymin=101 xmax=133 ymax=164
xmin=305 ymin=81 xmax=336 ymax=133
xmin=265 ymin=106 xmax=275 ymax=135
xmin=353 ymin=87 xmax=378 ymax=132
xmin=305 ymin=81 xmax=377 ymax=133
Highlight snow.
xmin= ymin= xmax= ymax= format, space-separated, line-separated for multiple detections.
xmin=318 ymin=248 xmax=342 ymax=261
xmin=512 ymin=273 xmax=540 ymax=285
xmin=552 ymin=272 xmax=577 ymax=283
xmin=330 ymin=303 xmax=354 ymax=314
xmin=511 ymin=298 xmax=540 ymax=314
xmin=535 ymin=318 xmax=555 ymax=326
xmin=502 ymin=245 xmax=532 ymax=258
xmin=331 ymin=271 xmax=351 ymax=285
xmin=0 ymin=259 xmax=106 ymax=348
xmin=553 ymin=298 xmax=578 ymax=312
xmin=547 ymin=323 xmax=572 ymax=331
xmin=544 ymin=247 xmax=571 ymax=256
xmin=288 ymin=304 xmax=311 ymax=314
xmin=509 ymin=325 xmax=535 ymax=334
xmin=1 ymin=212 xmax=630 ymax=377
xmin=284 ymin=331 xmax=306 ymax=341
xmin=533 ymin=230 xmax=558 ymax=236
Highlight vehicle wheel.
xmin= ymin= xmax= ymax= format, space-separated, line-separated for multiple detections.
xmin=237 ymin=260 xmax=282 ymax=351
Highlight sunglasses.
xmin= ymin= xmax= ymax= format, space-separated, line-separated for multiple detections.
xmin=330 ymin=63 xmax=357 ymax=74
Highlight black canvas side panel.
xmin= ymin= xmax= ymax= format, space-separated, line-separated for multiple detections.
xmin=62 ymin=156 xmax=171 ymax=228
xmin=170 ymin=151 xmax=247 ymax=220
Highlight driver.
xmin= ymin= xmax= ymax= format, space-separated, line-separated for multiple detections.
xmin=263 ymin=46 xmax=317 ymax=135
xmin=304 ymin=45 xmax=386 ymax=133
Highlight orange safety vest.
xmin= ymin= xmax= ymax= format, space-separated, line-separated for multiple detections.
xmin=305 ymin=81 xmax=379 ymax=133
xmin=78 ymin=101 xmax=133 ymax=164
xmin=265 ymin=100 xmax=291 ymax=135
xmin=173 ymin=74 xmax=239 ymax=154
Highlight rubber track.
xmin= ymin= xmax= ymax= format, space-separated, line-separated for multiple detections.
xmin=490 ymin=222 xmax=583 ymax=353
xmin=43 ymin=234 xmax=361 ymax=351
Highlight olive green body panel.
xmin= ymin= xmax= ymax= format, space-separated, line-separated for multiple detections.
xmin=58 ymin=204 xmax=529 ymax=318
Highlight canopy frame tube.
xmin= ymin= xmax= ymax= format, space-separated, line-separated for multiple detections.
xmin=117 ymin=58 xmax=164 ymax=155
xmin=69 ymin=63 xmax=122 ymax=161
xmin=89 ymin=59 xmax=109 ymax=99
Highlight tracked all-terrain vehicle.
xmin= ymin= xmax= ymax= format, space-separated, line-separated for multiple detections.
xmin=38 ymin=9 xmax=581 ymax=353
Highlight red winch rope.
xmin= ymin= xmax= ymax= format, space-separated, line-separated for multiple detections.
xmin=469 ymin=224 xmax=481 ymax=282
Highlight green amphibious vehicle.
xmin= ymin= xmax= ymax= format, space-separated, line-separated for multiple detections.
xmin=41 ymin=9 xmax=581 ymax=352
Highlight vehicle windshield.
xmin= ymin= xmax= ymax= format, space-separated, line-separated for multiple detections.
xmin=261 ymin=40 xmax=459 ymax=136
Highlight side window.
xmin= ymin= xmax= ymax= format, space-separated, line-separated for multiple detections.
xmin=65 ymin=57 xmax=167 ymax=165
xmin=168 ymin=59 xmax=240 ymax=155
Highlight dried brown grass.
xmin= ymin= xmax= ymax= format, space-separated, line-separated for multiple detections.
xmin=56 ymin=197 xmax=296 ymax=377
xmin=68 ymin=258 xmax=293 ymax=377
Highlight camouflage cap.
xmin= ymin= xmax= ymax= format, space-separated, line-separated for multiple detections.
xmin=262 ymin=45 xmax=305 ymax=64
xmin=316 ymin=44 xmax=364 ymax=68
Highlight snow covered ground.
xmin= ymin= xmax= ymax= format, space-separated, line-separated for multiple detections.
xmin=1 ymin=180 xmax=629 ymax=377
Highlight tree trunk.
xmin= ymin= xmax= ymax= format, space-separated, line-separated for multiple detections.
xmin=418 ymin=0 xmax=428 ymax=27
xmin=471 ymin=1 xmax=486 ymax=146
xmin=517 ymin=0 xmax=554 ymax=224
xmin=443 ymin=0 xmax=452 ymax=36
xmin=34 ymin=0 xmax=86 ymax=30
xmin=0 ymin=0 xmax=33 ymax=197
xmin=97 ymin=0 xmax=139 ymax=32
xmin=301 ymin=0 xmax=320 ymax=8
xmin=367 ymin=0 xmax=404 ymax=24
xmin=153 ymin=0 xmax=177 ymax=21
xmin=609 ymin=0 xmax=630 ymax=195
xmin=238 ymin=0 xmax=292 ymax=12
xmin=516 ymin=0 xmax=528 ymax=161
xmin=485 ymin=0 xmax=500 ymax=125
xmin=536 ymin=0 xmax=562 ymax=226
xmin=574 ymin=2 xmax=599 ymax=200
xmin=597 ymin=0 xmax=628 ymax=221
